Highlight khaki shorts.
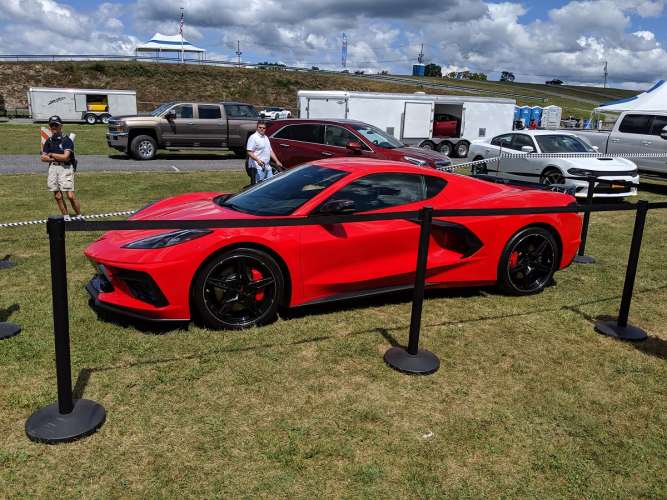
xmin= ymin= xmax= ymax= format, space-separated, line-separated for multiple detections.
xmin=47 ymin=164 xmax=74 ymax=192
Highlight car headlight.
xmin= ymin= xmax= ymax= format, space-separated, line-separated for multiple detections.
xmin=123 ymin=229 xmax=212 ymax=249
xmin=403 ymin=156 xmax=429 ymax=166
xmin=567 ymin=168 xmax=596 ymax=177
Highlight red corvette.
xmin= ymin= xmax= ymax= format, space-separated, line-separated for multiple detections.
xmin=85 ymin=159 xmax=582 ymax=329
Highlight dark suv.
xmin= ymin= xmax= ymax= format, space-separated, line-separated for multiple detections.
xmin=266 ymin=119 xmax=453 ymax=169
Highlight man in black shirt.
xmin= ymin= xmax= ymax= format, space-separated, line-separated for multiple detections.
xmin=41 ymin=115 xmax=81 ymax=217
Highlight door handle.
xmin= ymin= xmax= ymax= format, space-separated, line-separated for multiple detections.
xmin=321 ymin=152 xmax=334 ymax=156
xmin=279 ymin=143 xmax=290 ymax=148
xmin=641 ymin=141 xmax=652 ymax=146
xmin=187 ymin=122 xmax=193 ymax=125
xmin=610 ymin=138 xmax=620 ymax=143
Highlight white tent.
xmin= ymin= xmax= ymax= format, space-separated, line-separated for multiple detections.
xmin=594 ymin=80 xmax=666 ymax=113
xmin=135 ymin=33 xmax=206 ymax=61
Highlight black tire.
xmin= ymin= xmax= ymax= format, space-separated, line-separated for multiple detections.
xmin=84 ymin=113 xmax=97 ymax=125
xmin=231 ymin=147 xmax=246 ymax=158
xmin=192 ymin=248 xmax=285 ymax=329
xmin=540 ymin=167 xmax=565 ymax=187
xmin=100 ymin=114 xmax=111 ymax=125
xmin=471 ymin=156 xmax=487 ymax=175
xmin=420 ymin=141 xmax=436 ymax=150
xmin=437 ymin=141 xmax=452 ymax=156
xmin=455 ymin=141 xmax=469 ymax=158
xmin=130 ymin=134 xmax=157 ymax=160
xmin=498 ymin=227 xmax=558 ymax=295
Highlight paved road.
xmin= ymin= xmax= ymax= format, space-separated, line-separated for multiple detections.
xmin=0 ymin=154 xmax=247 ymax=173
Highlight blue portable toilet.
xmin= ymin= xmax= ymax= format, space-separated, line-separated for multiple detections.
xmin=412 ymin=64 xmax=425 ymax=76
xmin=514 ymin=106 xmax=521 ymax=122
xmin=520 ymin=106 xmax=531 ymax=126
xmin=530 ymin=106 xmax=543 ymax=127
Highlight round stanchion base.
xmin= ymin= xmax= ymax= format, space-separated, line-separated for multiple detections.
xmin=595 ymin=320 xmax=647 ymax=342
xmin=384 ymin=346 xmax=440 ymax=375
xmin=0 ymin=259 xmax=16 ymax=270
xmin=573 ymin=255 xmax=596 ymax=264
xmin=0 ymin=322 xmax=21 ymax=340
xmin=26 ymin=399 xmax=106 ymax=444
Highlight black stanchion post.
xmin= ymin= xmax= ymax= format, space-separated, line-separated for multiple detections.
xmin=384 ymin=207 xmax=440 ymax=375
xmin=573 ymin=176 xmax=596 ymax=264
xmin=595 ymin=200 xmax=649 ymax=341
xmin=0 ymin=254 xmax=21 ymax=340
xmin=25 ymin=216 xmax=106 ymax=444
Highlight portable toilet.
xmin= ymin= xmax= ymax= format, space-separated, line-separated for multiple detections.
xmin=514 ymin=106 xmax=521 ymax=122
xmin=541 ymin=105 xmax=562 ymax=129
xmin=530 ymin=106 xmax=543 ymax=127
xmin=520 ymin=106 xmax=532 ymax=127
xmin=412 ymin=64 xmax=425 ymax=77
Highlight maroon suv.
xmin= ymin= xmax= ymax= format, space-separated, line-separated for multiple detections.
xmin=266 ymin=119 xmax=453 ymax=170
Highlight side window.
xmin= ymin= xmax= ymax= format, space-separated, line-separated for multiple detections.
xmin=425 ymin=176 xmax=447 ymax=198
xmin=173 ymin=104 xmax=193 ymax=119
xmin=618 ymin=114 xmax=652 ymax=134
xmin=649 ymin=115 xmax=667 ymax=136
xmin=512 ymin=134 xmax=536 ymax=151
xmin=273 ymin=124 xmax=325 ymax=144
xmin=322 ymin=173 xmax=424 ymax=212
xmin=491 ymin=134 xmax=513 ymax=147
xmin=197 ymin=105 xmax=221 ymax=119
xmin=239 ymin=105 xmax=259 ymax=118
xmin=325 ymin=125 xmax=360 ymax=148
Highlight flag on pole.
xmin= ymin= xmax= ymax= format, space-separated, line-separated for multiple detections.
xmin=179 ymin=11 xmax=184 ymax=35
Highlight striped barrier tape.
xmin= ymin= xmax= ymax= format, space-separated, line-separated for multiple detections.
xmin=0 ymin=210 xmax=137 ymax=229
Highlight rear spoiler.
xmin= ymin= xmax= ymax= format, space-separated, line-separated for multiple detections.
xmin=473 ymin=174 xmax=576 ymax=196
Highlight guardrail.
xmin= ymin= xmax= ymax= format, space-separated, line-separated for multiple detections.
xmin=13 ymin=197 xmax=667 ymax=444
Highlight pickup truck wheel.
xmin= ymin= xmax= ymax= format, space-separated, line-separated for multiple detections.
xmin=540 ymin=168 xmax=565 ymax=186
xmin=420 ymin=141 xmax=436 ymax=150
xmin=99 ymin=114 xmax=111 ymax=125
xmin=84 ymin=113 xmax=97 ymax=125
xmin=130 ymin=135 xmax=157 ymax=160
xmin=437 ymin=141 xmax=452 ymax=156
xmin=455 ymin=141 xmax=470 ymax=158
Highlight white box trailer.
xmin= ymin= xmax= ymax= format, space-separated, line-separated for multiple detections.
xmin=28 ymin=87 xmax=137 ymax=125
xmin=297 ymin=90 xmax=516 ymax=157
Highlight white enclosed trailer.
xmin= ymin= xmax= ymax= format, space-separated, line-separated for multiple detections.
xmin=28 ymin=87 xmax=137 ymax=124
xmin=297 ymin=90 xmax=516 ymax=157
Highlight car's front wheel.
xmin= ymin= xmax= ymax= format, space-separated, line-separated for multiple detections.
xmin=471 ymin=156 xmax=488 ymax=175
xmin=130 ymin=135 xmax=157 ymax=160
xmin=497 ymin=227 xmax=558 ymax=295
xmin=540 ymin=167 xmax=565 ymax=186
xmin=192 ymin=248 xmax=285 ymax=329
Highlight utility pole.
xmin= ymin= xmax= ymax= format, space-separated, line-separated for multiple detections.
xmin=603 ymin=61 xmax=608 ymax=88
xmin=236 ymin=40 xmax=242 ymax=67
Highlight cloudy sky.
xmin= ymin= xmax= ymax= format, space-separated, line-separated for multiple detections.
xmin=1 ymin=0 xmax=666 ymax=88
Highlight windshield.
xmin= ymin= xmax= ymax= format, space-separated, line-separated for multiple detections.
xmin=535 ymin=135 xmax=595 ymax=153
xmin=150 ymin=102 xmax=175 ymax=117
xmin=352 ymin=124 xmax=403 ymax=149
xmin=218 ymin=165 xmax=348 ymax=216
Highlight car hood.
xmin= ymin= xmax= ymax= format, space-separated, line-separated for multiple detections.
xmin=558 ymin=156 xmax=637 ymax=172
xmin=110 ymin=115 xmax=161 ymax=123
xmin=395 ymin=146 xmax=451 ymax=163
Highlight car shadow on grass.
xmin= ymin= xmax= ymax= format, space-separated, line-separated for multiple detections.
xmin=88 ymin=299 xmax=189 ymax=335
xmin=107 ymin=153 xmax=239 ymax=161
xmin=639 ymin=179 xmax=667 ymax=196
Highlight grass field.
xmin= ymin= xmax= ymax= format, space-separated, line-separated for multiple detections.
xmin=0 ymin=123 xmax=114 ymax=155
xmin=1 ymin=171 xmax=666 ymax=497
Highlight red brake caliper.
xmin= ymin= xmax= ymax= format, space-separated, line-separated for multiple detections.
xmin=251 ymin=269 xmax=265 ymax=301
xmin=509 ymin=251 xmax=519 ymax=269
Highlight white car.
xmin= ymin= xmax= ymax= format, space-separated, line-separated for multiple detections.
xmin=260 ymin=107 xmax=291 ymax=119
xmin=468 ymin=130 xmax=639 ymax=198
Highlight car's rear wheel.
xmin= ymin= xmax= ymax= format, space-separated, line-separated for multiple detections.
xmin=455 ymin=141 xmax=470 ymax=158
xmin=540 ymin=167 xmax=565 ymax=186
xmin=192 ymin=248 xmax=284 ymax=329
xmin=471 ymin=156 xmax=487 ymax=175
xmin=130 ymin=135 xmax=157 ymax=160
xmin=100 ymin=114 xmax=111 ymax=125
xmin=498 ymin=227 xmax=558 ymax=295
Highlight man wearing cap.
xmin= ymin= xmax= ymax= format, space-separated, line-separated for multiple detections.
xmin=40 ymin=115 xmax=81 ymax=217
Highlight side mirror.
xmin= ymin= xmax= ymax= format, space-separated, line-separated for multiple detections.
xmin=316 ymin=199 xmax=356 ymax=215
xmin=166 ymin=110 xmax=176 ymax=121
xmin=661 ymin=125 xmax=667 ymax=140
xmin=592 ymin=145 xmax=599 ymax=151
xmin=521 ymin=145 xmax=535 ymax=153
xmin=346 ymin=141 xmax=363 ymax=153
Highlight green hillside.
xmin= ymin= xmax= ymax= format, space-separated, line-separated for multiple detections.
xmin=0 ymin=61 xmax=640 ymax=118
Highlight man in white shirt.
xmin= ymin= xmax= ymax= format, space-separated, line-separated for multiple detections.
xmin=246 ymin=120 xmax=283 ymax=184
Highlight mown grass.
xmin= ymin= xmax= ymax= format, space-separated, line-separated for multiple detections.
xmin=0 ymin=123 xmax=114 ymax=155
xmin=1 ymin=171 xmax=666 ymax=497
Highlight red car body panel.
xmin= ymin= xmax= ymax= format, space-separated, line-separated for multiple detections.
xmin=266 ymin=119 xmax=452 ymax=169
xmin=84 ymin=159 xmax=582 ymax=322
xmin=433 ymin=118 xmax=458 ymax=137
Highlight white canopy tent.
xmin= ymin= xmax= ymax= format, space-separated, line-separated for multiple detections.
xmin=594 ymin=80 xmax=666 ymax=113
xmin=135 ymin=33 xmax=206 ymax=61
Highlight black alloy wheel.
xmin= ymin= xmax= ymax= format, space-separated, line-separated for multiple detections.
xmin=192 ymin=248 xmax=284 ymax=329
xmin=540 ymin=168 xmax=565 ymax=186
xmin=471 ymin=156 xmax=488 ymax=175
xmin=498 ymin=227 xmax=558 ymax=295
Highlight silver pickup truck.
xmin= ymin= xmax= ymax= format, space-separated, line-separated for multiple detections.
xmin=571 ymin=111 xmax=667 ymax=174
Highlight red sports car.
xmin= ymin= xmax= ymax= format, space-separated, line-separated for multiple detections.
xmin=85 ymin=159 xmax=582 ymax=330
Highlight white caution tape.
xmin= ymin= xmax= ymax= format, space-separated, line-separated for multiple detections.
xmin=0 ymin=210 xmax=137 ymax=229
xmin=452 ymin=151 xmax=667 ymax=170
